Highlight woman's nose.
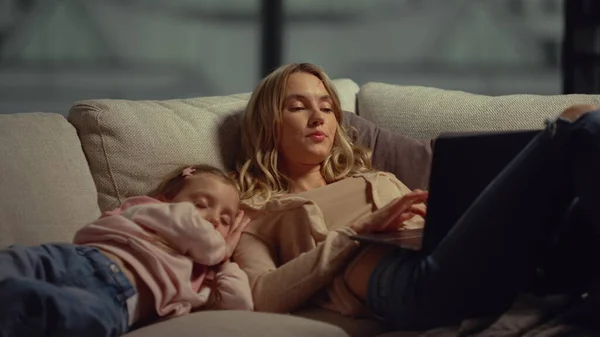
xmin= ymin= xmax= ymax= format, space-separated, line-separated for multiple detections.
xmin=309 ymin=118 xmax=324 ymax=127
xmin=309 ymin=110 xmax=325 ymax=126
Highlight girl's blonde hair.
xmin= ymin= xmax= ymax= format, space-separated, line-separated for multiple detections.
xmin=153 ymin=164 xmax=237 ymax=201
xmin=236 ymin=63 xmax=372 ymax=203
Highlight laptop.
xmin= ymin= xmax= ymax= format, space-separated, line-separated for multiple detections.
xmin=350 ymin=129 xmax=541 ymax=253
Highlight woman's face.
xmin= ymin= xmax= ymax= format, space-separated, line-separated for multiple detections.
xmin=278 ymin=72 xmax=338 ymax=168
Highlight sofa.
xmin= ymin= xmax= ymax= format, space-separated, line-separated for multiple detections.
xmin=2 ymin=79 xmax=600 ymax=337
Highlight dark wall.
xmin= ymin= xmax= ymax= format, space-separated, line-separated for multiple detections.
xmin=562 ymin=0 xmax=600 ymax=94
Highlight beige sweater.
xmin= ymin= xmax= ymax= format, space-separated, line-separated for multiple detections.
xmin=234 ymin=171 xmax=422 ymax=316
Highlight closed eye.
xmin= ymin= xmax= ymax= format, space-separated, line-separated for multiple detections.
xmin=221 ymin=215 xmax=232 ymax=226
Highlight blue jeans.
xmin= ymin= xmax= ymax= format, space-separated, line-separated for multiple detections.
xmin=367 ymin=110 xmax=600 ymax=330
xmin=0 ymin=244 xmax=136 ymax=337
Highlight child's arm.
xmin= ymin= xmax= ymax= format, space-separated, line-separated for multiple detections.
xmin=127 ymin=202 xmax=226 ymax=266
xmin=204 ymin=261 xmax=254 ymax=311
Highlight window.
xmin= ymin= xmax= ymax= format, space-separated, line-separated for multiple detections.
xmin=0 ymin=0 xmax=260 ymax=114
xmin=283 ymin=0 xmax=563 ymax=95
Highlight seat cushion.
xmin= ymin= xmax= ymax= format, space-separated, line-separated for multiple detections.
xmin=294 ymin=307 xmax=390 ymax=337
xmin=124 ymin=310 xmax=350 ymax=337
xmin=0 ymin=113 xmax=100 ymax=247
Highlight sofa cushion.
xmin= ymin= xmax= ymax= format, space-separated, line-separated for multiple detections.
xmin=343 ymin=112 xmax=432 ymax=190
xmin=68 ymin=79 xmax=359 ymax=212
xmin=0 ymin=113 xmax=101 ymax=247
xmin=124 ymin=310 xmax=349 ymax=337
xmin=358 ymin=83 xmax=600 ymax=140
xmin=294 ymin=307 xmax=390 ymax=337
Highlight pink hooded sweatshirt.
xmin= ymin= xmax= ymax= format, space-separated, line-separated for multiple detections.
xmin=73 ymin=196 xmax=253 ymax=318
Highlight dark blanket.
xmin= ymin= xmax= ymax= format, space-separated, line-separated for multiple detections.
xmin=420 ymin=292 xmax=599 ymax=337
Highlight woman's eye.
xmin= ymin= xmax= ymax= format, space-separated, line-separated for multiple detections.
xmin=321 ymin=108 xmax=333 ymax=113
xmin=289 ymin=106 xmax=304 ymax=112
xmin=194 ymin=202 xmax=207 ymax=209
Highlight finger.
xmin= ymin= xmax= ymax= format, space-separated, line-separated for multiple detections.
xmin=241 ymin=217 xmax=251 ymax=230
xmin=404 ymin=191 xmax=429 ymax=202
xmin=398 ymin=211 xmax=417 ymax=222
xmin=410 ymin=204 xmax=427 ymax=217
xmin=386 ymin=194 xmax=428 ymax=220
xmin=378 ymin=205 xmax=418 ymax=231
xmin=236 ymin=217 xmax=251 ymax=233
xmin=402 ymin=195 xmax=428 ymax=212
xmin=231 ymin=210 xmax=245 ymax=230
xmin=236 ymin=210 xmax=245 ymax=222
xmin=358 ymin=192 xmax=429 ymax=233
xmin=415 ymin=190 xmax=430 ymax=204
xmin=233 ymin=217 xmax=251 ymax=235
xmin=388 ymin=212 xmax=416 ymax=230
xmin=390 ymin=191 xmax=428 ymax=208
xmin=378 ymin=212 xmax=416 ymax=232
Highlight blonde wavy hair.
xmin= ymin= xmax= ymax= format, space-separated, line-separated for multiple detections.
xmin=236 ymin=63 xmax=373 ymax=203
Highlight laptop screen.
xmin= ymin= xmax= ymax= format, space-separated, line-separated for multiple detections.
xmin=421 ymin=130 xmax=541 ymax=253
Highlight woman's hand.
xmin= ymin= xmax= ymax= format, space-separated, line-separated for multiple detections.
xmin=223 ymin=210 xmax=251 ymax=261
xmin=349 ymin=189 xmax=428 ymax=234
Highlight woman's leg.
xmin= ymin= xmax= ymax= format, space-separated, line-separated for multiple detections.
xmin=368 ymin=108 xmax=600 ymax=330
xmin=532 ymin=111 xmax=600 ymax=296
xmin=570 ymin=110 xmax=600 ymax=230
xmin=529 ymin=197 xmax=599 ymax=295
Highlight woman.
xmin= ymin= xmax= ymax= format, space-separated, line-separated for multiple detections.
xmin=233 ymin=62 xmax=600 ymax=330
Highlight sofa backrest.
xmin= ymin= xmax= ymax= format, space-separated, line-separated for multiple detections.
xmin=4 ymin=80 xmax=600 ymax=248
xmin=0 ymin=113 xmax=101 ymax=247
xmin=68 ymin=79 xmax=360 ymax=212
xmin=358 ymin=83 xmax=600 ymax=139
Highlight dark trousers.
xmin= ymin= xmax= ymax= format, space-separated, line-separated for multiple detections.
xmin=368 ymin=111 xmax=600 ymax=330
xmin=0 ymin=243 xmax=135 ymax=337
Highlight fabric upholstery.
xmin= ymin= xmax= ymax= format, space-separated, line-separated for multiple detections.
xmin=343 ymin=112 xmax=432 ymax=190
xmin=4 ymin=80 xmax=600 ymax=336
xmin=68 ymin=79 xmax=359 ymax=212
xmin=294 ymin=307 xmax=390 ymax=337
xmin=358 ymin=83 xmax=600 ymax=140
xmin=0 ymin=113 xmax=100 ymax=248
xmin=123 ymin=310 xmax=350 ymax=337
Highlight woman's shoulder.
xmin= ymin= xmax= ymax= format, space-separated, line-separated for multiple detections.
xmin=349 ymin=170 xmax=403 ymax=185
xmin=240 ymin=194 xmax=323 ymax=240
xmin=350 ymin=171 xmax=412 ymax=205
xmin=241 ymin=193 xmax=310 ymax=212
xmin=240 ymin=171 xmax=404 ymax=209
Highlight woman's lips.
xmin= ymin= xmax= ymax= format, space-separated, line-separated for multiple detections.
xmin=308 ymin=131 xmax=326 ymax=142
